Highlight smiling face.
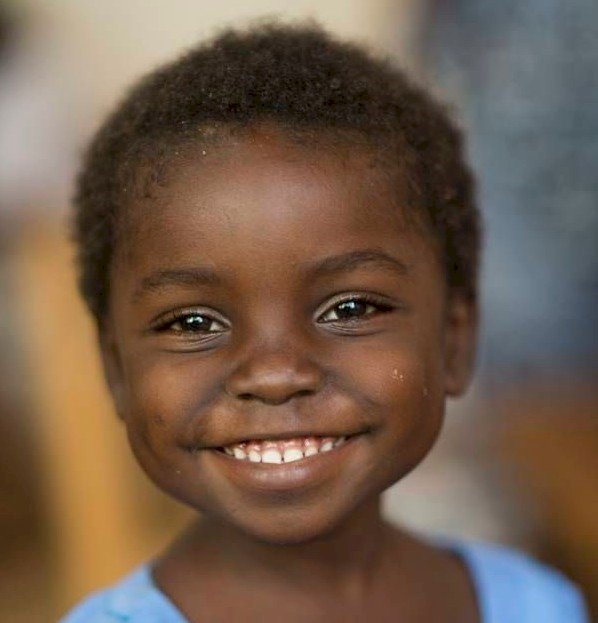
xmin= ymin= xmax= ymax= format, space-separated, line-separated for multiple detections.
xmin=101 ymin=127 xmax=476 ymax=544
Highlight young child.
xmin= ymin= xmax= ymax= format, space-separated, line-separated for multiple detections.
xmin=62 ymin=23 xmax=588 ymax=623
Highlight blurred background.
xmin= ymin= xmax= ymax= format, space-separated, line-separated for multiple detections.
xmin=0 ymin=0 xmax=596 ymax=620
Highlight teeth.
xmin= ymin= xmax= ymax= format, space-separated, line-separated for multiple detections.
xmin=283 ymin=448 xmax=304 ymax=463
xmin=233 ymin=447 xmax=246 ymax=460
xmin=222 ymin=435 xmax=349 ymax=464
xmin=261 ymin=449 xmax=283 ymax=464
xmin=248 ymin=449 xmax=261 ymax=463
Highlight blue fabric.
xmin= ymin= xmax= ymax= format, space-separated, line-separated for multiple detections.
xmin=60 ymin=539 xmax=589 ymax=622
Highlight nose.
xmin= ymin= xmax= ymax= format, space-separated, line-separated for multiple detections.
xmin=224 ymin=348 xmax=324 ymax=405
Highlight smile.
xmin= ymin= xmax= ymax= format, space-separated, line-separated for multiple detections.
xmin=219 ymin=435 xmax=347 ymax=464
xmin=209 ymin=433 xmax=364 ymax=494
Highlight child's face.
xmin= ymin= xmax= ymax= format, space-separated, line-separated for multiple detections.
xmin=102 ymin=128 xmax=475 ymax=543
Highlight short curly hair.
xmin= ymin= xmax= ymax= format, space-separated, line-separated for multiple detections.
xmin=73 ymin=21 xmax=480 ymax=327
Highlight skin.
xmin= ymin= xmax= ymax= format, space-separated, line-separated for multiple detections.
xmin=100 ymin=126 xmax=479 ymax=622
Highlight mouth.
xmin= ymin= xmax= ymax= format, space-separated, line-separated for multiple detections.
xmin=216 ymin=435 xmax=351 ymax=465
xmin=208 ymin=432 xmax=366 ymax=494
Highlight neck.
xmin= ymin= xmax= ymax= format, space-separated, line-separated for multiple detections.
xmin=178 ymin=497 xmax=402 ymax=596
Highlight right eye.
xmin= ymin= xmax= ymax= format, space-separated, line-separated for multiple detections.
xmin=153 ymin=310 xmax=228 ymax=335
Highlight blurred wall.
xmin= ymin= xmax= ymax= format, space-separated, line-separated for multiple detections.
xmin=425 ymin=0 xmax=598 ymax=386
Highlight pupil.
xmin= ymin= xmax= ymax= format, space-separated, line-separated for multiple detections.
xmin=337 ymin=300 xmax=366 ymax=318
xmin=183 ymin=315 xmax=209 ymax=331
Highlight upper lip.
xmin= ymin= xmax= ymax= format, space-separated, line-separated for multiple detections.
xmin=214 ymin=430 xmax=362 ymax=448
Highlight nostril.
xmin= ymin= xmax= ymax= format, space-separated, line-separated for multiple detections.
xmin=225 ymin=359 xmax=323 ymax=404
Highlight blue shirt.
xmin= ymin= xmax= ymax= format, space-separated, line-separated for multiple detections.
xmin=60 ymin=539 xmax=589 ymax=622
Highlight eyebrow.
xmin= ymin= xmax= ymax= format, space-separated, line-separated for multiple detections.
xmin=306 ymin=248 xmax=410 ymax=280
xmin=134 ymin=266 xmax=222 ymax=301
xmin=133 ymin=248 xmax=409 ymax=301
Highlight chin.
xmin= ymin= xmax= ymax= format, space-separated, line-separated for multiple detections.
xmin=233 ymin=513 xmax=348 ymax=546
xmin=219 ymin=490 xmax=374 ymax=546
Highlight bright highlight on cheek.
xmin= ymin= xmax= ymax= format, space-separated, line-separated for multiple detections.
xmin=391 ymin=368 xmax=429 ymax=396
xmin=391 ymin=368 xmax=405 ymax=382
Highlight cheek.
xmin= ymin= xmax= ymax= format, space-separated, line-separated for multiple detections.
xmin=349 ymin=334 xmax=443 ymax=413
xmin=117 ymin=357 xmax=223 ymax=508
xmin=350 ymin=339 xmax=445 ymax=478
xmin=119 ymin=357 xmax=204 ymax=461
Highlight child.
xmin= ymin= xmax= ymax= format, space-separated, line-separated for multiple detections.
xmin=62 ymin=22 xmax=588 ymax=623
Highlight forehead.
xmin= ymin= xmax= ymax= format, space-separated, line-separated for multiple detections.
xmin=115 ymin=129 xmax=437 ymax=286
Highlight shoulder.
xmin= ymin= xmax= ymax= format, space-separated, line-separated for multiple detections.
xmin=448 ymin=539 xmax=590 ymax=623
xmin=59 ymin=564 xmax=185 ymax=623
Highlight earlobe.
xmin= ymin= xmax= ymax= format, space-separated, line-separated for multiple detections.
xmin=444 ymin=294 xmax=478 ymax=397
xmin=99 ymin=323 xmax=127 ymax=420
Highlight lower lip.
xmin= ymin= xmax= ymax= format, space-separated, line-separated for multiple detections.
xmin=206 ymin=435 xmax=364 ymax=494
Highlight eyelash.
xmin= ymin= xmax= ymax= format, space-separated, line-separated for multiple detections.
xmin=152 ymin=309 xmax=228 ymax=335
xmin=152 ymin=294 xmax=395 ymax=336
xmin=317 ymin=294 xmax=395 ymax=324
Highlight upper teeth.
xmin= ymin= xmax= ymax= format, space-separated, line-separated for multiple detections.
xmin=222 ymin=436 xmax=347 ymax=464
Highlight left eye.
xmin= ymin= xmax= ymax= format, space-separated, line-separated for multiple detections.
xmin=318 ymin=297 xmax=391 ymax=323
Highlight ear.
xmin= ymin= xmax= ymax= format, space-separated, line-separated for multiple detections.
xmin=98 ymin=321 xmax=127 ymax=420
xmin=443 ymin=293 xmax=478 ymax=397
